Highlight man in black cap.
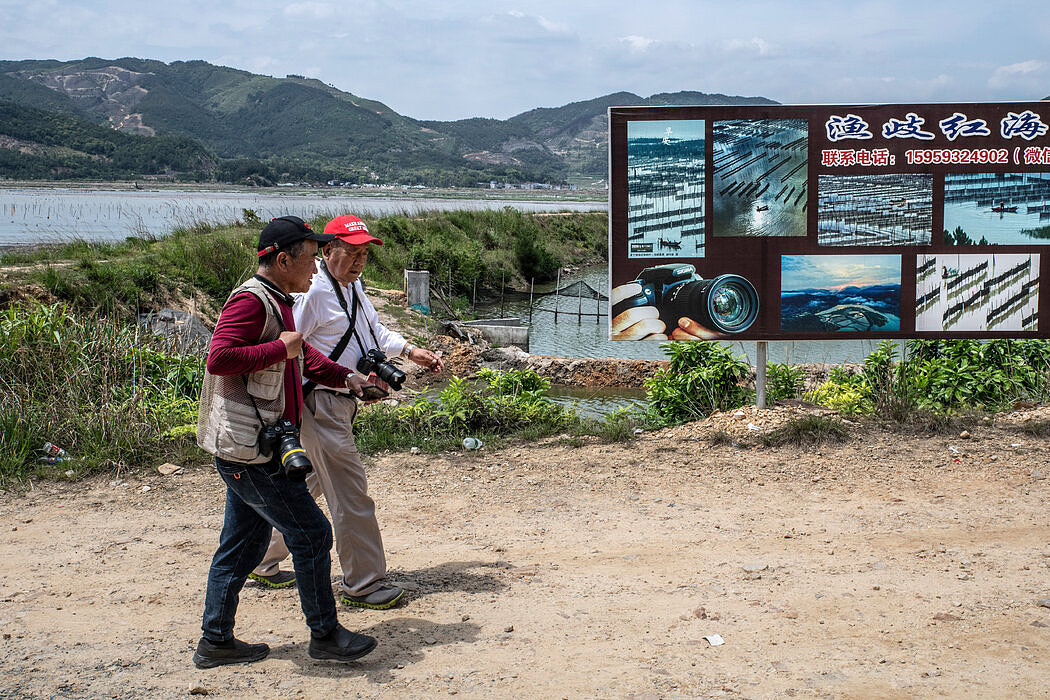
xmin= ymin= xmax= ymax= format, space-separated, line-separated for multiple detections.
xmin=193 ymin=215 xmax=376 ymax=668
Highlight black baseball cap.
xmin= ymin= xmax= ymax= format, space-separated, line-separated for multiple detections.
xmin=257 ymin=215 xmax=335 ymax=258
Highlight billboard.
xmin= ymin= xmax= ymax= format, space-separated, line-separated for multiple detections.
xmin=609 ymin=102 xmax=1050 ymax=341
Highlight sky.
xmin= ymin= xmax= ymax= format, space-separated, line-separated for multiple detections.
xmin=782 ymin=254 xmax=902 ymax=290
xmin=1 ymin=1 xmax=1049 ymax=122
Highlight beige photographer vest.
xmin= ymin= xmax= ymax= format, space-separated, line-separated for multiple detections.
xmin=196 ymin=277 xmax=303 ymax=464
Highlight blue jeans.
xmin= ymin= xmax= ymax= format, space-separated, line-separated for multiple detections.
xmin=201 ymin=455 xmax=338 ymax=642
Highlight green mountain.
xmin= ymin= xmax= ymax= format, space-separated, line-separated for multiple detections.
xmin=505 ymin=90 xmax=779 ymax=176
xmin=0 ymin=57 xmax=777 ymax=185
xmin=0 ymin=100 xmax=212 ymax=180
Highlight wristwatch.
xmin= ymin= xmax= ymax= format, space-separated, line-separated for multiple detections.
xmin=402 ymin=343 xmax=416 ymax=357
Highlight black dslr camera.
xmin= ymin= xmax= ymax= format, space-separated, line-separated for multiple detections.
xmin=260 ymin=418 xmax=312 ymax=481
xmin=356 ymin=348 xmax=406 ymax=391
xmin=612 ymin=264 xmax=759 ymax=334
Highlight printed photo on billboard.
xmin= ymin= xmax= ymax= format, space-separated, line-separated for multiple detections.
xmin=916 ymin=253 xmax=1039 ymax=331
xmin=781 ymin=255 xmax=901 ymax=332
xmin=944 ymin=173 xmax=1050 ymax=245
xmin=626 ymin=120 xmax=705 ymax=258
xmin=611 ymin=262 xmax=759 ymax=341
xmin=818 ymin=174 xmax=933 ymax=246
xmin=711 ymin=119 xmax=807 ymax=238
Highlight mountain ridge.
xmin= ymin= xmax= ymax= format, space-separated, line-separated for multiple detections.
xmin=0 ymin=57 xmax=777 ymax=186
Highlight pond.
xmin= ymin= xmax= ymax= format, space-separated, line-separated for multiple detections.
xmin=0 ymin=186 xmax=606 ymax=247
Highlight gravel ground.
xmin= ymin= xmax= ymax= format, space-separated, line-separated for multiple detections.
xmin=2 ymin=407 xmax=1050 ymax=698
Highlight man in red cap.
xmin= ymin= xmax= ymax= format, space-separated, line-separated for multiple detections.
xmin=194 ymin=215 xmax=377 ymax=668
xmin=250 ymin=214 xmax=443 ymax=610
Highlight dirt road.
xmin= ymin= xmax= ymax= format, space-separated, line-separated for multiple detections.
xmin=2 ymin=410 xmax=1050 ymax=698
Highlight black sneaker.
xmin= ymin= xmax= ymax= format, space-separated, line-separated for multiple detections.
xmin=308 ymin=624 xmax=377 ymax=662
xmin=341 ymin=584 xmax=404 ymax=610
xmin=193 ymin=637 xmax=269 ymax=669
xmin=247 ymin=570 xmax=296 ymax=589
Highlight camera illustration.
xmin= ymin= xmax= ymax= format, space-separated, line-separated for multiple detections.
xmin=356 ymin=348 xmax=407 ymax=391
xmin=612 ymin=264 xmax=759 ymax=335
xmin=260 ymin=418 xmax=312 ymax=481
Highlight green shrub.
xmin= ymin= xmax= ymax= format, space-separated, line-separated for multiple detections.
xmin=803 ymin=378 xmax=872 ymax=416
xmin=354 ymin=368 xmax=577 ymax=453
xmin=802 ymin=339 xmax=1050 ymax=419
xmin=766 ymin=362 xmax=805 ymax=401
xmin=576 ymin=406 xmax=641 ymax=443
xmin=644 ymin=342 xmax=752 ymax=426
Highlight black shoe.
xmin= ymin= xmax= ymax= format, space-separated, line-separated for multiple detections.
xmin=247 ymin=570 xmax=296 ymax=589
xmin=193 ymin=637 xmax=269 ymax=669
xmin=308 ymin=624 xmax=377 ymax=662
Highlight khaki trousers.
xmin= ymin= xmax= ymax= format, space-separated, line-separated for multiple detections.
xmin=253 ymin=390 xmax=387 ymax=596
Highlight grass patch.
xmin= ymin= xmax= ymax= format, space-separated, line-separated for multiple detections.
xmin=0 ymin=302 xmax=204 ymax=488
xmin=2 ymin=209 xmax=608 ymax=320
xmin=354 ymin=370 xmax=647 ymax=455
xmin=706 ymin=430 xmax=735 ymax=447
xmin=1021 ymin=420 xmax=1050 ymax=438
xmin=761 ymin=415 xmax=850 ymax=448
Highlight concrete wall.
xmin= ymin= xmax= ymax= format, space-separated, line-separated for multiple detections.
xmin=404 ymin=270 xmax=430 ymax=312
xmin=460 ymin=319 xmax=529 ymax=352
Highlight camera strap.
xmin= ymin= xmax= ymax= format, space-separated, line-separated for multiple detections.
xmin=303 ymin=259 xmax=361 ymax=399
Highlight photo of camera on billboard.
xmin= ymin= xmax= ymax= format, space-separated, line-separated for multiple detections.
xmin=611 ymin=263 xmax=759 ymax=341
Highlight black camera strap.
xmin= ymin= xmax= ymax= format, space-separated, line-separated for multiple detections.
xmin=303 ymin=259 xmax=363 ymax=399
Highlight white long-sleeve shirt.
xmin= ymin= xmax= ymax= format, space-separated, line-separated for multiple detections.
xmin=293 ymin=265 xmax=407 ymax=393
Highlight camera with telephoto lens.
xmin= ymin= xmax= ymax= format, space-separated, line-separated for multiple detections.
xmin=259 ymin=418 xmax=312 ymax=481
xmin=356 ymin=348 xmax=406 ymax=391
xmin=612 ymin=264 xmax=759 ymax=334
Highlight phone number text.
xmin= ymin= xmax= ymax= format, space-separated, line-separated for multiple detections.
xmin=904 ymin=148 xmax=1009 ymax=165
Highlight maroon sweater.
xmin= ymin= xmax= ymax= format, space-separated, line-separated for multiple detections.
xmin=206 ymin=287 xmax=350 ymax=427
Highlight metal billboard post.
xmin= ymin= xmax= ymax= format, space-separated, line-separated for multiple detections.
xmin=756 ymin=341 xmax=767 ymax=409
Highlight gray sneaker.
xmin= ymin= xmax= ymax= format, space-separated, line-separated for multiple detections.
xmin=341 ymin=584 xmax=404 ymax=610
xmin=247 ymin=570 xmax=296 ymax=589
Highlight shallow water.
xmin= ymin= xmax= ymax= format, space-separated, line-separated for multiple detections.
xmin=0 ymin=187 xmax=605 ymax=246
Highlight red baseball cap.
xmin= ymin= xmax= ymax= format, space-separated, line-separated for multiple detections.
xmin=323 ymin=214 xmax=383 ymax=245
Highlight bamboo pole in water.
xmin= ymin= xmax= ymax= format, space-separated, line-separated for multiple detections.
xmin=554 ymin=268 xmax=561 ymax=322
xmin=529 ymin=278 xmax=535 ymax=323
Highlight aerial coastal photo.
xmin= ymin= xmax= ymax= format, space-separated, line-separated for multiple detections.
xmin=625 ymin=120 xmax=705 ymax=258
xmin=944 ymin=172 xmax=1050 ymax=245
xmin=818 ymin=173 xmax=933 ymax=246
xmin=916 ymin=253 xmax=1040 ymax=331
xmin=780 ymin=254 xmax=902 ymax=332
xmin=711 ymin=119 xmax=808 ymax=238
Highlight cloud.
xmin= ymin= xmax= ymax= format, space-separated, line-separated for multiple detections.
xmin=491 ymin=10 xmax=572 ymax=43
xmin=721 ymin=37 xmax=774 ymax=57
xmin=619 ymin=35 xmax=656 ymax=53
xmin=283 ymin=2 xmax=339 ymax=19
xmin=988 ymin=60 xmax=1046 ymax=89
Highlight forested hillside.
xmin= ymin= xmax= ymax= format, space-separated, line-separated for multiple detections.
xmin=0 ymin=57 xmax=776 ymax=185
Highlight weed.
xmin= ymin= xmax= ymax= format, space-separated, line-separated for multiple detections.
xmin=761 ymin=415 xmax=850 ymax=447
xmin=1022 ymin=420 xmax=1050 ymax=438
xmin=706 ymin=430 xmax=735 ymax=446
xmin=0 ymin=302 xmax=204 ymax=487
